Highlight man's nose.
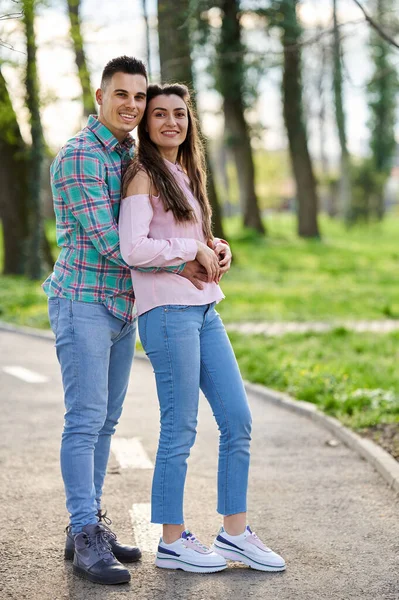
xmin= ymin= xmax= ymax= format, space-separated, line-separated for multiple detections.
xmin=125 ymin=95 xmax=136 ymax=109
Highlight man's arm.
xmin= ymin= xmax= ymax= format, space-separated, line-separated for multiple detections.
xmin=52 ymin=148 xmax=184 ymax=274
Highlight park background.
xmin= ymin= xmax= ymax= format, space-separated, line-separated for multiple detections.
xmin=0 ymin=0 xmax=398 ymax=458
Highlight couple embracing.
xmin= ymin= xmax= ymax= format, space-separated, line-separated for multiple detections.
xmin=43 ymin=55 xmax=285 ymax=585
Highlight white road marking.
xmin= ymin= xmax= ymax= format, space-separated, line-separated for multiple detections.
xmin=130 ymin=503 xmax=161 ymax=552
xmin=2 ymin=366 xmax=49 ymax=384
xmin=111 ymin=437 xmax=154 ymax=469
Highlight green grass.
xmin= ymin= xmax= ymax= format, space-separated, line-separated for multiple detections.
xmin=230 ymin=328 xmax=399 ymax=430
xmin=217 ymin=213 xmax=399 ymax=323
xmin=1 ymin=214 xmax=398 ymax=429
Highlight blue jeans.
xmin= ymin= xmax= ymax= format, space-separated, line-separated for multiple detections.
xmin=48 ymin=298 xmax=136 ymax=533
xmin=139 ymin=303 xmax=252 ymax=525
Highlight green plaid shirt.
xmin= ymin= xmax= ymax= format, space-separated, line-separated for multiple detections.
xmin=42 ymin=115 xmax=183 ymax=323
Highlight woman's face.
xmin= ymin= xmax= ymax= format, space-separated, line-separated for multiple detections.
xmin=146 ymin=94 xmax=189 ymax=154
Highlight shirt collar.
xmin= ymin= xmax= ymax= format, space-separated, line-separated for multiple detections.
xmin=163 ymin=157 xmax=184 ymax=176
xmin=86 ymin=115 xmax=135 ymax=153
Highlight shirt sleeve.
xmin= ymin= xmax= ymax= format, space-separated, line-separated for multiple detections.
xmin=119 ymin=195 xmax=198 ymax=268
xmin=52 ymin=148 xmax=185 ymax=274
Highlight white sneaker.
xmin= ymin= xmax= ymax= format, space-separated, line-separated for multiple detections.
xmin=156 ymin=530 xmax=227 ymax=573
xmin=212 ymin=526 xmax=286 ymax=572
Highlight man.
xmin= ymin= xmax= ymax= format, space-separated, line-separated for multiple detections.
xmin=43 ymin=56 xmax=230 ymax=585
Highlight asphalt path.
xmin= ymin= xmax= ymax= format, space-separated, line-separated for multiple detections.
xmin=0 ymin=330 xmax=398 ymax=600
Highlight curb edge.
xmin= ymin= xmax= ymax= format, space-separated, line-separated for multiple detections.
xmin=245 ymin=381 xmax=399 ymax=495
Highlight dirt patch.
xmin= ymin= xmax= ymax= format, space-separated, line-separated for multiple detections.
xmin=359 ymin=423 xmax=399 ymax=461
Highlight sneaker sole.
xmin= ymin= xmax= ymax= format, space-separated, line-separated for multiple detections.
xmin=155 ymin=556 xmax=227 ymax=573
xmin=72 ymin=564 xmax=131 ymax=585
xmin=212 ymin=544 xmax=286 ymax=572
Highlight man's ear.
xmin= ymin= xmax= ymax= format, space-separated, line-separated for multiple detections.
xmin=95 ymin=88 xmax=103 ymax=105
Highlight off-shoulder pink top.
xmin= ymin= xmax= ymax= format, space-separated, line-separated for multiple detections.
xmin=119 ymin=159 xmax=224 ymax=316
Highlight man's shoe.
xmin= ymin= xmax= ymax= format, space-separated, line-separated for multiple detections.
xmin=156 ymin=529 xmax=227 ymax=573
xmin=212 ymin=526 xmax=286 ymax=572
xmin=65 ymin=510 xmax=142 ymax=563
xmin=73 ymin=523 xmax=131 ymax=584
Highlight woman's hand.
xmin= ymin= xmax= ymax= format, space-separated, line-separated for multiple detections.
xmin=207 ymin=240 xmax=232 ymax=282
xmin=196 ymin=241 xmax=220 ymax=283
xmin=214 ymin=242 xmax=232 ymax=276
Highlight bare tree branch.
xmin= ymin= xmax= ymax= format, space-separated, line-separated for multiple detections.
xmin=0 ymin=12 xmax=23 ymax=20
xmin=351 ymin=0 xmax=399 ymax=49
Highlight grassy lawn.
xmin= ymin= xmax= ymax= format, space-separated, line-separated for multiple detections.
xmin=230 ymin=328 xmax=399 ymax=431
xmin=218 ymin=214 xmax=399 ymax=323
xmin=1 ymin=214 xmax=398 ymax=447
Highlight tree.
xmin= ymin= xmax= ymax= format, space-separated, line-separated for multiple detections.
xmin=332 ymin=0 xmax=352 ymax=222
xmin=0 ymin=66 xmax=29 ymax=274
xmin=216 ymin=0 xmax=265 ymax=234
xmin=141 ymin=0 xmax=152 ymax=80
xmin=22 ymin=0 xmax=45 ymax=279
xmin=157 ymin=0 xmax=225 ymax=238
xmin=270 ymin=0 xmax=320 ymax=237
xmin=67 ymin=0 xmax=96 ymax=118
xmin=367 ymin=0 xmax=399 ymax=219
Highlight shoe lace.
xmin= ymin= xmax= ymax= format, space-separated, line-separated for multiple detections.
xmin=97 ymin=510 xmax=117 ymax=542
xmin=85 ymin=526 xmax=114 ymax=560
xmin=185 ymin=532 xmax=209 ymax=552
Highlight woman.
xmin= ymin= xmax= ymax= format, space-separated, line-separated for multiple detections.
xmin=119 ymin=83 xmax=285 ymax=574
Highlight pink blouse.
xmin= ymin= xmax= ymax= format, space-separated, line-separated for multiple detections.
xmin=119 ymin=160 xmax=224 ymax=316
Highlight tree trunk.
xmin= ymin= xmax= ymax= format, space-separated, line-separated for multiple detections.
xmin=280 ymin=0 xmax=320 ymax=237
xmin=316 ymin=26 xmax=329 ymax=177
xmin=368 ymin=0 xmax=399 ymax=220
xmin=333 ymin=0 xmax=352 ymax=222
xmin=23 ymin=0 xmax=45 ymax=279
xmin=67 ymin=0 xmax=96 ymax=118
xmin=157 ymin=0 xmax=225 ymax=238
xmin=218 ymin=0 xmax=265 ymax=234
xmin=0 ymin=68 xmax=29 ymax=275
xmin=142 ymin=0 xmax=152 ymax=80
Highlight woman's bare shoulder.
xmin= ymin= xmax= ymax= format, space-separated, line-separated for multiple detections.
xmin=124 ymin=168 xmax=153 ymax=197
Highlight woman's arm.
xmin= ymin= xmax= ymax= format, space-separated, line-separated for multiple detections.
xmin=119 ymin=171 xmax=197 ymax=268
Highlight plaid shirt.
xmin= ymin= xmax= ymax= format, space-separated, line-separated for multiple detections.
xmin=42 ymin=115 xmax=183 ymax=323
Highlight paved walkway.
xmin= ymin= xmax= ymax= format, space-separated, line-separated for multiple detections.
xmin=226 ymin=319 xmax=399 ymax=336
xmin=1 ymin=330 xmax=398 ymax=600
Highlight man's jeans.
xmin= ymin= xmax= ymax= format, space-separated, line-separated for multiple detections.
xmin=138 ymin=303 xmax=252 ymax=525
xmin=48 ymin=298 xmax=136 ymax=534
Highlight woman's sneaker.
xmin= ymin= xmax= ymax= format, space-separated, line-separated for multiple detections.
xmin=156 ymin=530 xmax=227 ymax=573
xmin=212 ymin=526 xmax=286 ymax=572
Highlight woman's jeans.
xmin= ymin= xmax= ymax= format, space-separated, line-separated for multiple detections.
xmin=48 ymin=298 xmax=136 ymax=534
xmin=139 ymin=303 xmax=252 ymax=525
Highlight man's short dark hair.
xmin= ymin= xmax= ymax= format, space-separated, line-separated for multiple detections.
xmin=101 ymin=56 xmax=148 ymax=89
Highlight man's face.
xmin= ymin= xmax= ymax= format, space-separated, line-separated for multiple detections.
xmin=96 ymin=72 xmax=147 ymax=142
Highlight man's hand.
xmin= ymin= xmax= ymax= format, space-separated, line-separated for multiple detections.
xmin=180 ymin=260 xmax=209 ymax=290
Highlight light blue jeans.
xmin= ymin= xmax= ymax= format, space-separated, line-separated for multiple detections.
xmin=139 ymin=303 xmax=252 ymax=524
xmin=48 ymin=298 xmax=136 ymax=533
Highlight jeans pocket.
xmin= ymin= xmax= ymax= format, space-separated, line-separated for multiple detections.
xmin=138 ymin=312 xmax=148 ymax=349
xmin=48 ymin=298 xmax=60 ymax=336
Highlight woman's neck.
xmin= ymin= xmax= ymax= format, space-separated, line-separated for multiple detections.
xmin=157 ymin=147 xmax=179 ymax=164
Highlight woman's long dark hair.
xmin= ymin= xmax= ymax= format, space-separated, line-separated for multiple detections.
xmin=122 ymin=83 xmax=212 ymax=241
